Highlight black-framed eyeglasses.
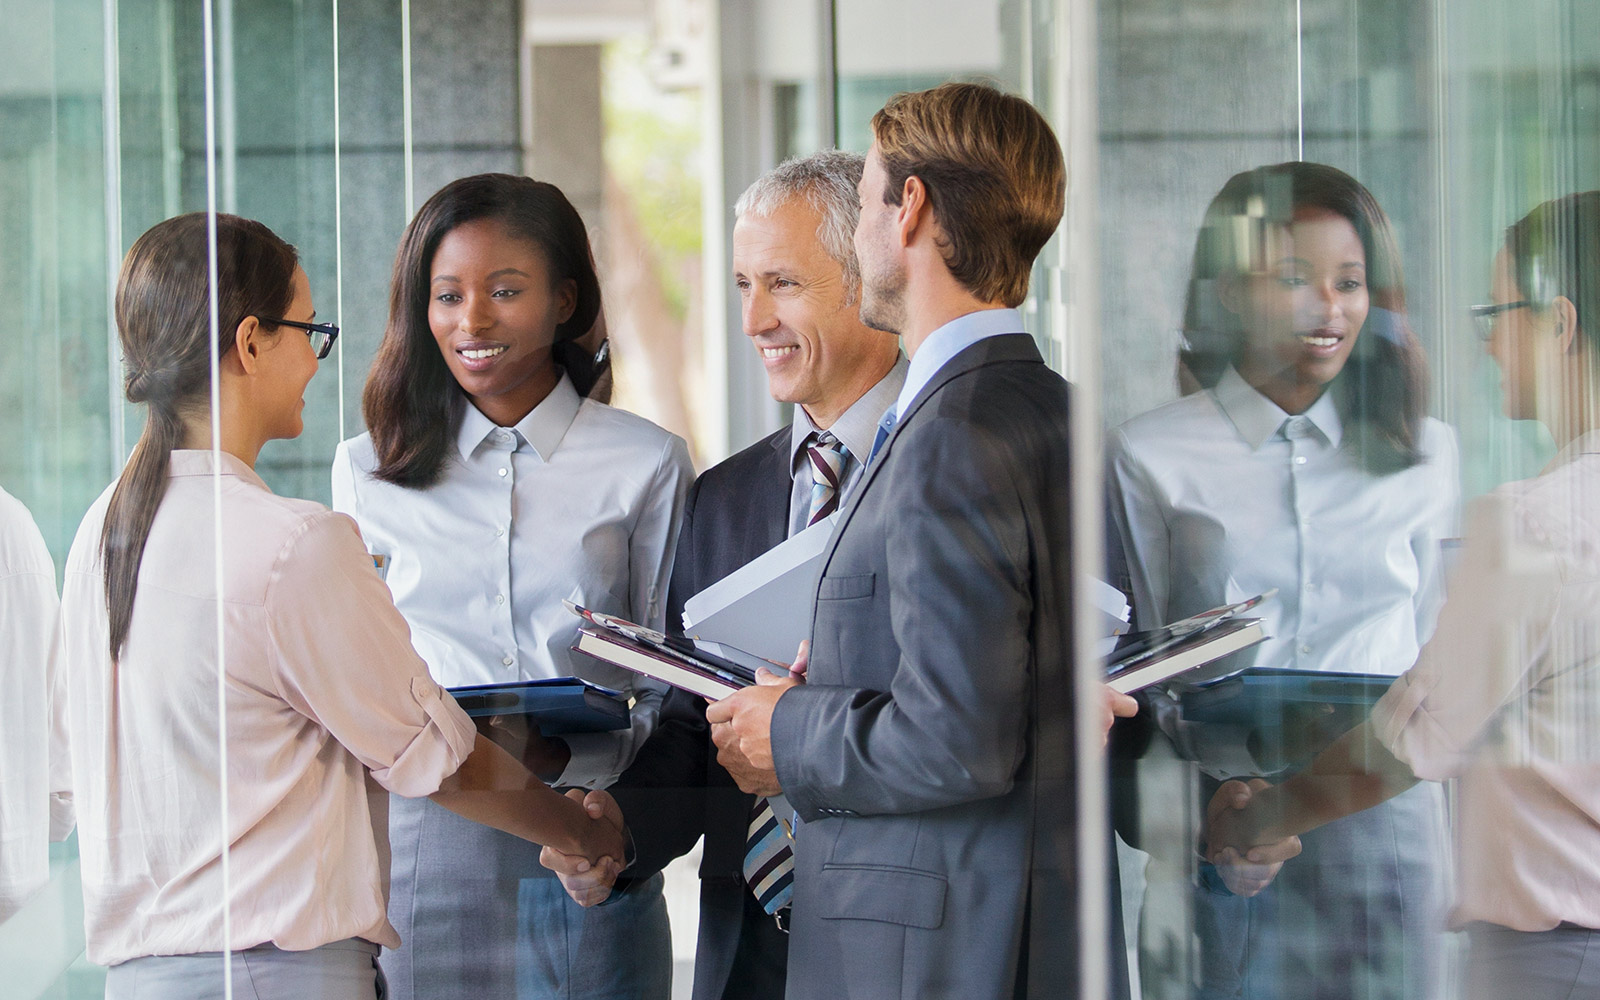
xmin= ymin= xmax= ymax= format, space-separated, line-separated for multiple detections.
xmin=261 ymin=317 xmax=340 ymax=359
xmin=1468 ymin=301 xmax=1532 ymax=341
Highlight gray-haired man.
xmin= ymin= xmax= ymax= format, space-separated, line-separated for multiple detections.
xmin=545 ymin=150 xmax=905 ymax=1000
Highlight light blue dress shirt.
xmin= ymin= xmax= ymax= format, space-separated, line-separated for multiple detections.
xmin=1106 ymin=366 xmax=1460 ymax=677
xmin=892 ymin=307 xmax=1026 ymax=419
xmin=332 ymin=373 xmax=693 ymax=788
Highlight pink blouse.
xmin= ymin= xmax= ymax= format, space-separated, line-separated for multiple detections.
xmin=60 ymin=450 xmax=476 ymax=965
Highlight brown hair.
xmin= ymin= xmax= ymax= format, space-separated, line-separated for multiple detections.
xmin=869 ymin=82 xmax=1064 ymax=307
xmin=362 ymin=174 xmax=606 ymax=488
xmin=1178 ymin=161 xmax=1429 ymax=474
xmin=104 ymin=212 xmax=299 ymax=659
xmin=1505 ymin=191 xmax=1600 ymax=353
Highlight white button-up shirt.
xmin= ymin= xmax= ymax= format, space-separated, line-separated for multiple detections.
xmin=1107 ymin=366 xmax=1460 ymax=676
xmin=1374 ymin=432 xmax=1600 ymax=931
xmin=0 ymin=486 xmax=71 ymax=924
xmin=61 ymin=451 xmax=477 ymax=965
xmin=332 ymin=375 xmax=693 ymax=788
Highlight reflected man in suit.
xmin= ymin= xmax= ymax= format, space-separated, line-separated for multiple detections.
xmin=583 ymin=149 xmax=907 ymax=1000
xmin=708 ymin=82 xmax=1134 ymax=998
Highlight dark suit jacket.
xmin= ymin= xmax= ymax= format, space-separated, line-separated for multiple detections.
xmin=615 ymin=426 xmax=793 ymax=1000
xmin=769 ymin=333 xmax=1088 ymax=1000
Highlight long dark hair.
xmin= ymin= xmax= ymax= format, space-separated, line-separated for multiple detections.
xmin=363 ymin=174 xmax=606 ymax=488
xmin=1505 ymin=191 xmax=1600 ymax=352
xmin=103 ymin=213 xmax=298 ymax=659
xmin=1179 ymin=161 xmax=1429 ymax=473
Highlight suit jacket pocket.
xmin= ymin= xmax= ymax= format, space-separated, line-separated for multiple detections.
xmin=815 ymin=864 xmax=947 ymax=929
xmin=817 ymin=572 xmax=875 ymax=601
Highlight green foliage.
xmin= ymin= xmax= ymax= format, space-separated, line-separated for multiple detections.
xmin=602 ymin=37 xmax=704 ymax=320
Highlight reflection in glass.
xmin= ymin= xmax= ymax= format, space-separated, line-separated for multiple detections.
xmin=1204 ymin=190 xmax=1600 ymax=1000
xmin=0 ymin=489 xmax=70 ymax=925
xmin=1107 ymin=163 xmax=1455 ymax=1000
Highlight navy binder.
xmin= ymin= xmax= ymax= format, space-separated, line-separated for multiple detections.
xmin=448 ymin=677 xmax=630 ymax=736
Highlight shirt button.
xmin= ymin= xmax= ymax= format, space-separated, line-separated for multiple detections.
xmin=1294 ymin=456 xmax=1307 ymax=465
xmin=1299 ymin=644 xmax=1312 ymax=654
xmin=496 ymin=594 xmax=506 ymax=606
xmin=1306 ymin=581 xmax=1319 ymax=591
xmin=495 ymin=528 xmax=506 ymax=538
xmin=497 ymin=467 xmax=508 ymax=478
xmin=502 ymin=655 xmax=515 ymax=666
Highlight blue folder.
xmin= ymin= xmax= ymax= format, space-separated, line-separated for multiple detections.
xmin=448 ymin=677 xmax=630 ymax=736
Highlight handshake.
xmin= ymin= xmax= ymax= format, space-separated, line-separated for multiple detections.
xmin=544 ymin=788 xmax=629 ymax=907
xmin=1201 ymin=779 xmax=1303 ymax=897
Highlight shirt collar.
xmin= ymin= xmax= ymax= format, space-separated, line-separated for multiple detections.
xmin=1544 ymin=429 xmax=1600 ymax=474
xmin=893 ymin=307 xmax=1024 ymax=419
xmin=1212 ymin=366 xmax=1344 ymax=450
xmin=167 ymin=449 xmax=269 ymax=490
xmin=787 ymin=356 xmax=909 ymax=477
xmin=455 ymin=372 xmax=582 ymax=462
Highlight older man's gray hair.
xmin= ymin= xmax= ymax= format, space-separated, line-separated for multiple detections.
xmin=734 ymin=150 xmax=866 ymax=300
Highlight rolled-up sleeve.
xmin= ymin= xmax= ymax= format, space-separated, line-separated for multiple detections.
xmin=265 ymin=511 xmax=476 ymax=798
xmin=1372 ymin=490 xmax=1566 ymax=781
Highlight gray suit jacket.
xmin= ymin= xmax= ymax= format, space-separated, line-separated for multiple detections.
xmin=770 ymin=332 xmax=1082 ymax=999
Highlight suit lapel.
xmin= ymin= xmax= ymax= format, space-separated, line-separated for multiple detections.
xmin=815 ymin=334 xmax=1043 ymax=576
xmin=757 ymin=427 xmax=793 ymax=547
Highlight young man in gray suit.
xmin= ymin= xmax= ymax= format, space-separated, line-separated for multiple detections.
xmin=708 ymin=83 xmax=1136 ymax=998
xmin=545 ymin=150 xmax=907 ymax=999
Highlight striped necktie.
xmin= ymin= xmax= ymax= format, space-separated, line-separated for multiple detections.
xmin=741 ymin=432 xmax=850 ymax=919
xmin=805 ymin=431 xmax=848 ymax=525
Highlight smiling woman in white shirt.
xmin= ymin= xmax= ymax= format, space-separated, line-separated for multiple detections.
xmin=1106 ymin=163 xmax=1459 ymax=1000
xmin=62 ymin=212 xmax=625 ymax=1000
xmin=332 ymin=174 xmax=692 ymax=1000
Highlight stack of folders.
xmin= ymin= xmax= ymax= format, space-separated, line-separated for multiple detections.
xmin=1103 ymin=592 xmax=1274 ymax=694
xmin=448 ymin=677 xmax=631 ymax=735
xmin=566 ymin=600 xmax=782 ymax=700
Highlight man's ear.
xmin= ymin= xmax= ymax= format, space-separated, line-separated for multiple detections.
xmin=1552 ymin=295 xmax=1580 ymax=355
xmin=232 ymin=315 xmax=262 ymax=375
xmin=896 ymin=175 xmax=929 ymax=248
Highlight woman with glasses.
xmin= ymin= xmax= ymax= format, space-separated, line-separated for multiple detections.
xmin=332 ymin=174 xmax=691 ymax=1000
xmin=60 ymin=212 xmax=626 ymax=1000
xmin=1105 ymin=162 xmax=1458 ymax=1000
xmin=1208 ymin=191 xmax=1600 ymax=1000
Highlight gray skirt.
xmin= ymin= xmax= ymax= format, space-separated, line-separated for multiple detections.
xmin=1465 ymin=922 xmax=1600 ymax=1000
xmin=381 ymin=795 xmax=672 ymax=1000
xmin=105 ymin=938 xmax=383 ymax=1000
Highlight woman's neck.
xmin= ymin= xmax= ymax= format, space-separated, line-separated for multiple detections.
xmin=471 ymin=363 xmax=562 ymax=428
xmin=177 ymin=406 xmax=262 ymax=467
xmin=1235 ymin=361 xmax=1328 ymax=416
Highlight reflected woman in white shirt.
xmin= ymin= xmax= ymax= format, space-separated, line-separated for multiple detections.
xmin=1206 ymin=192 xmax=1600 ymax=1000
xmin=1105 ymin=163 xmax=1457 ymax=1000
xmin=64 ymin=213 xmax=624 ymax=1000
xmin=333 ymin=174 xmax=691 ymax=1000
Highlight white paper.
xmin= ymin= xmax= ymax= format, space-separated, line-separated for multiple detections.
xmin=681 ymin=515 xmax=837 ymax=664
xmin=1092 ymin=576 xmax=1132 ymax=638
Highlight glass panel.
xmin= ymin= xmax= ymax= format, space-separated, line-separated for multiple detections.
xmin=1099 ymin=2 xmax=1600 ymax=999
xmin=0 ymin=0 xmax=110 ymax=992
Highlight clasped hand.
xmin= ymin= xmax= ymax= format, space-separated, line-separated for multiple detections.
xmin=1202 ymin=778 xmax=1302 ymax=897
xmin=704 ymin=640 xmax=807 ymax=797
xmin=540 ymin=788 xmax=628 ymax=907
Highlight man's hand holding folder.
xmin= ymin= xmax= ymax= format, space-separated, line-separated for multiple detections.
xmin=705 ymin=640 xmax=809 ymax=797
